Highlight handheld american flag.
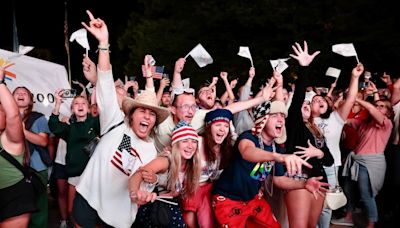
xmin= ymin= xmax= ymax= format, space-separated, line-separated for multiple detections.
xmin=141 ymin=65 xmax=164 ymax=79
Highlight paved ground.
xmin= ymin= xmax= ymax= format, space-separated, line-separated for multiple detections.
xmin=48 ymin=191 xmax=60 ymax=228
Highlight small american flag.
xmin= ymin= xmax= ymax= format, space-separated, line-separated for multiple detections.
xmin=141 ymin=65 xmax=164 ymax=79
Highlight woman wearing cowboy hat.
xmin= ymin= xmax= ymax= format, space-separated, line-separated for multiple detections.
xmin=72 ymin=10 xmax=170 ymax=228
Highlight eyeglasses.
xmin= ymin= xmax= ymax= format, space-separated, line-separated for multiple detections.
xmin=198 ymin=88 xmax=213 ymax=96
xmin=177 ymin=104 xmax=198 ymax=111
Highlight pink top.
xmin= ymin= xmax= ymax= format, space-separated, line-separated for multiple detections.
xmin=349 ymin=117 xmax=393 ymax=155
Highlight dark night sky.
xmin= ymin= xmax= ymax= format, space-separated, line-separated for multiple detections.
xmin=1 ymin=0 xmax=400 ymax=90
xmin=0 ymin=1 xmax=136 ymax=82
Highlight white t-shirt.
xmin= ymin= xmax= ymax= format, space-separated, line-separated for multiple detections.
xmin=76 ymin=69 xmax=157 ymax=228
xmin=314 ymin=111 xmax=345 ymax=166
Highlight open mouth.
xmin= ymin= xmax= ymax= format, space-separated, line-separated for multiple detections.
xmin=216 ymin=133 xmax=225 ymax=140
xmin=275 ymin=124 xmax=283 ymax=133
xmin=139 ymin=121 xmax=149 ymax=132
xmin=183 ymin=149 xmax=194 ymax=157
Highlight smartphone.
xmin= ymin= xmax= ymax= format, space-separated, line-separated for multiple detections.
xmin=129 ymin=75 xmax=136 ymax=81
xmin=60 ymin=89 xmax=77 ymax=98
xmin=358 ymin=82 xmax=367 ymax=90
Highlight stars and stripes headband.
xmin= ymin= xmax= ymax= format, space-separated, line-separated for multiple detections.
xmin=171 ymin=121 xmax=199 ymax=145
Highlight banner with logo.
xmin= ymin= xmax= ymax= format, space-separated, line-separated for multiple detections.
xmin=0 ymin=49 xmax=72 ymax=118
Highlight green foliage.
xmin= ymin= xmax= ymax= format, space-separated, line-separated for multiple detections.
xmin=117 ymin=0 xmax=400 ymax=91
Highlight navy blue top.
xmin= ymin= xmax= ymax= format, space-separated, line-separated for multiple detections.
xmin=213 ymin=130 xmax=285 ymax=201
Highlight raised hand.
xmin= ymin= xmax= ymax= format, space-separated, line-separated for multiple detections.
xmin=54 ymin=89 xmax=64 ymax=105
xmin=174 ymin=58 xmax=186 ymax=74
xmin=330 ymin=79 xmax=337 ymax=89
xmin=260 ymin=80 xmax=276 ymax=102
xmin=294 ymin=140 xmax=324 ymax=161
xmin=381 ymin=72 xmax=392 ymax=85
xmin=220 ymin=72 xmax=228 ymax=81
xmin=249 ymin=67 xmax=255 ymax=78
xmin=272 ymin=70 xmax=283 ymax=86
xmin=351 ymin=63 xmax=364 ymax=78
xmin=211 ymin=76 xmax=219 ymax=85
xmin=160 ymin=78 xmax=170 ymax=88
xmin=82 ymin=55 xmax=97 ymax=84
xmin=81 ymin=10 xmax=108 ymax=44
xmin=289 ymin=41 xmax=320 ymax=66
xmin=144 ymin=55 xmax=154 ymax=78
xmin=301 ymin=101 xmax=311 ymax=121
xmin=124 ymin=80 xmax=138 ymax=92
xmin=365 ymin=81 xmax=378 ymax=94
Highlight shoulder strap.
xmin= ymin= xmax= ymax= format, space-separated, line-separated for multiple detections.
xmin=0 ymin=149 xmax=29 ymax=178
xmin=25 ymin=111 xmax=44 ymax=130
xmin=100 ymin=120 xmax=124 ymax=137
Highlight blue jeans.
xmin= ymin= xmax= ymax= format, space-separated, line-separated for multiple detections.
xmin=317 ymin=165 xmax=338 ymax=228
xmin=344 ymin=164 xmax=378 ymax=222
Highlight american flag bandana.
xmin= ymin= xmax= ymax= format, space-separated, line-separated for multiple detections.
xmin=251 ymin=101 xmax=271 ymax=136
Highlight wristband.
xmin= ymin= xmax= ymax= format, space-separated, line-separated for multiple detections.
xmin=96 ymin=44 xmax=111 ymax=53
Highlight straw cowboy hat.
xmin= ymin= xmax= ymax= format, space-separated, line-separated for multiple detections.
xmin=122 ymin=90 xmax=170 ymax=124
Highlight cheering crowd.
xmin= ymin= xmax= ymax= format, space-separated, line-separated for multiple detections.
xmin=1 ymin=10 xmax=399 ymax=228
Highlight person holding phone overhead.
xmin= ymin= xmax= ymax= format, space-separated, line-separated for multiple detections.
xmin=48 ymin=90 xmax=100 ymax=227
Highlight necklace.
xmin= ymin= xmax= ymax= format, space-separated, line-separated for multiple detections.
xmin=258 ymin=135 xmax=275 ymax=197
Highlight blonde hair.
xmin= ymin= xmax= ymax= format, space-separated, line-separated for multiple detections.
xmin=70 ymin=95 xmax=89 ymax=110
xmin=167 ymin=142 xmax=201 ymax=198
xmin=375 ymin=99 xmax=394 ymax=119
xmin=305 ymin=115 xmax=324 ymax=139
